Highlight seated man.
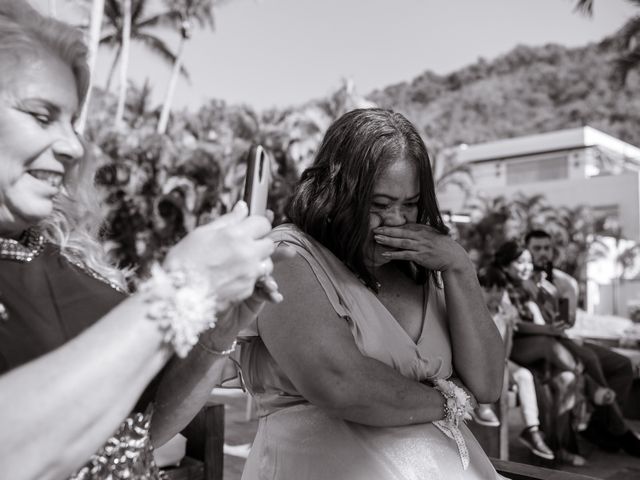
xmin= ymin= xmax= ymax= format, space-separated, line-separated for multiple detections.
xmin=525 ymin=229 xmax=640 ymax=457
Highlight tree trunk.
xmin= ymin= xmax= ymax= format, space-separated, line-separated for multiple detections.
xmin=114 ymin=0 xmax=132 ymax=130
xmin=157 ymin=35 xmax=186 ymax=135
xmin=77 ymin=0 xmax=105 ymax=134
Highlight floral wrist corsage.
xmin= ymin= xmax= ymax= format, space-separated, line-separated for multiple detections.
xmin=432 ymin=378 xmax=474 ymax=470
xmin=433 ymin=378 xmax=473 ymax=427
xmin=140 ymin=263 xmax=218 ymax=358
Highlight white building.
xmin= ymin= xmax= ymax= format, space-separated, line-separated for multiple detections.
xmin=438 ymin=126 xmax=640 ymax=317
xmin=438 ymin=126 xmax=640 ymax=240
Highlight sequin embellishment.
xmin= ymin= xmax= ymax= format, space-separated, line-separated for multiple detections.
xmin=66 ymin=257 xmax=128 ymax=294
xmin=0 ymin=228 xmax=44 ymax=262
xmin=69 ymin=407 xmax=166 ymax=480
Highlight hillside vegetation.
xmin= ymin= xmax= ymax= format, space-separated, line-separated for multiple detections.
xmin=367 ymin=37 xmax=640 ymax=149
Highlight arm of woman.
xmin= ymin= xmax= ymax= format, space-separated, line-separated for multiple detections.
xmin=149 ymin=291 xmax=276 ymax=447
xmin=149 ymin=211 xmax=288 ymax=447
xmin=514 ymin=321 xmax=563 ymax=336
xmin=257 ymin=252 xmax=447 ymax=427
xmin=373 ymin=224 xmax=504 ymax=403
xmin=0 ymin=295 xmax=171 ymax=480
xmin=0 ymin=202 xmax=275 ymax=479
xmin=441 ymin=259 xmax=505 ymax=402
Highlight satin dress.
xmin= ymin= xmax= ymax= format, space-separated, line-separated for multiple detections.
xmin=239 ymin=224 xmax=507 ymax=480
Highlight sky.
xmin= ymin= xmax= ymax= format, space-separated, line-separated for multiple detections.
xmin=34 ymin=0 xmax=638 ymax=111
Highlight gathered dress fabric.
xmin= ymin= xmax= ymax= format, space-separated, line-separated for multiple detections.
xmin=0 ymin=232 xmax=164 ymax=479
xmin=239 ymin=224 xmax=506 ymax=480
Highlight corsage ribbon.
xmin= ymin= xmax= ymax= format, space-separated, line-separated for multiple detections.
xmin=433 ymin=420 xmax=470 ymax=470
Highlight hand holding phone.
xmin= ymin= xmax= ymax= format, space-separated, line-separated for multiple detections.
xmin=243 ymin=145 xmax=271 ymax=216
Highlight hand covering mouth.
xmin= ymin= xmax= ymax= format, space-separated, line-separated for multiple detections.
xmin=28 ymin=170 xmax=64 ymax=188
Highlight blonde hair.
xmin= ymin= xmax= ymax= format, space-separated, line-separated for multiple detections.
xmin=0 ymin=0 xmax=127 ymax=291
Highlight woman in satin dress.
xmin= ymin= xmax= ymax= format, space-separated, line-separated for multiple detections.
xmin=239 ymin=108 xmax=508 ymax=479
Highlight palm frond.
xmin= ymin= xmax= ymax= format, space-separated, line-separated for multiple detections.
xmin=189 ymin=0 xmax=215 ymax=29
xmin=614 ymin=16 xmax=640 ymax=50
xmin=573 ymin=0 xmax=594 ymax=16
xmin=104 ymin=0 xmax=123 ymax=27
xmin=100 ymin=32 xmax=120 ymax=44
xmin=133 ymin=32 xmax=191 ymax=81
xmin=136 ymin=11 xmax=183 ymax=30
xmin=611 ymin=45 xmax=640 ymax=87
xmin=131 ymin=0 xmax=149 ymax=22
xmin=170 ymin=0 xmax=217 ymax=29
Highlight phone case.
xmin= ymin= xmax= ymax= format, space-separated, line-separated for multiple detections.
xmin=243 ymin=145 xmax=270 ymax=216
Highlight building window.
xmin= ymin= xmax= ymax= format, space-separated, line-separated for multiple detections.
xmin=506 ymin=155 xmax=569 ymax=185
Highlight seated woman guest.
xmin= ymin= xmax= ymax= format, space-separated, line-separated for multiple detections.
xmin=239 ymin=108 xmax=507 ymax=479
xmin=477 ymin=266 xmax=555 ymax=461
xmin=0 ymin=1 xmax=284 ymax=479
xmin=492 ymin=241 xmax=586 ymax=466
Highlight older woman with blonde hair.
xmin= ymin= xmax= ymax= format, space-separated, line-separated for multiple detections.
xmin=0 ymin=1 xmax=285 ymax=479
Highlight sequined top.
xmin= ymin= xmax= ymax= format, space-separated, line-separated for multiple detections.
xmin=69 ymin=406 xmax=164 ymax=480
xmin=0 ymin=229 xmax=163 ymax=479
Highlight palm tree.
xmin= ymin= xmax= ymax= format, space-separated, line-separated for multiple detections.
xmin=99 ymin=0 xmax=191 ymax=101
xmin=76 ymin=0 xmax=106 ymax=133
xmin=457 ymin=195 xmax=516 ymax=268
xmin=431 ymin=145 xmax=472 ymax=197
xmin=157 ymin=0 xmax=216 ymax=134
xmin=611 ymin=13 xmax=640 ymax=86
xmin=114 ymin=0 xmax=132 ymax=128
xmin=574 ymin=0 xmax=640 ymax=86
xmin=511 ymin=193 xmax=557 ymax=233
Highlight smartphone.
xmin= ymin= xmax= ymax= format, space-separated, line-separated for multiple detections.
xmin=557 ymin=297 xmax=571 ymax=326
xmin=242 ymin=145 xmax=270 ymax=216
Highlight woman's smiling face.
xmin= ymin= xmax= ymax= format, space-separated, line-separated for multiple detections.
xmin=507 ymin=249 xmax=534 ymax=281
xmin=0 ymin=53 xmax=84 ymax=237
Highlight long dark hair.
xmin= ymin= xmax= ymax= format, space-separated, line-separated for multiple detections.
xmin=286 ymin=108 xmax=448 ymax=290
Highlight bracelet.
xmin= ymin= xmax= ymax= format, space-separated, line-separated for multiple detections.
xmin=198 ymin=339 xmax=237 ymax=356
xmin=140 ymin=263 xmax=218 ymax=358
xmin=433 ymin=378 xmax=472 ymax=427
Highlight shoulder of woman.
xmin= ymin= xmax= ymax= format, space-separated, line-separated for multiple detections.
xmin=270 ymin=223 xmax=311 ymax=248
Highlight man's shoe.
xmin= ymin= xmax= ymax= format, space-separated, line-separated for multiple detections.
xmin=471 ymin=404 xmax=500 ymax=427
xmin=518 ymin=428 xmax=555 ymax=460
xmin=556 ymin=449 xmax=587 ymax=467
xmin=619 ymin=430 xmax=640 ymax=457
